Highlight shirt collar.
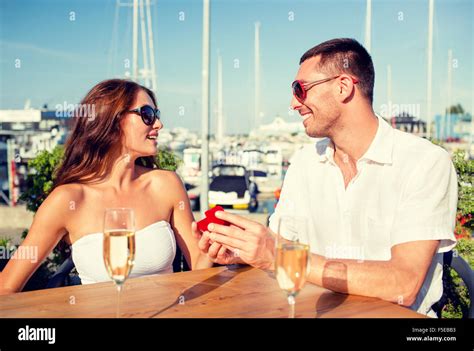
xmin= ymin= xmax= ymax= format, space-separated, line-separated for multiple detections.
xmin=315 ymin=138 xmax=334 ymax=163
xmin=314 ymin=114 xmax=394 ymax=165
xmin=360 ymin=114 xmax=394 ymax=164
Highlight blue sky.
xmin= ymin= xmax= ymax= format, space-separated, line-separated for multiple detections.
xmin=0 ymin=0 xmax=472 ymax=134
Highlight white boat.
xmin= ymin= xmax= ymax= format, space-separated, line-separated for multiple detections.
xmin=208 ymin=165 xmax=258 ymax=212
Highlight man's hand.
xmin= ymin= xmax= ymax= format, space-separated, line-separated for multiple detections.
xmin=205 ymin=211 xmax=276 ymax=270
xmin=191 ymin=221 xmax=241 ymax=265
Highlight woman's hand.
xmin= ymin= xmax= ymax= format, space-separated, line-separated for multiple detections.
xmin=191 ymin=221 xmax=242 ymax=265
xmin=0 ymin=273 xmax=15 ymax=296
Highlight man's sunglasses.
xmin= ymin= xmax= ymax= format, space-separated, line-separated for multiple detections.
xmin=292 ymin=75 xmax=358 ymax=104
xmin=128 ymin=105 xmax=161 ymax=126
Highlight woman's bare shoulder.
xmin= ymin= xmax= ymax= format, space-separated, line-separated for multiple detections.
xmin=48 ymin=183 xmax=85 ymax=200
xmin=139 ymin=167 xmax=186 ymax=196
xmin=41 ymin=183 xmax=86 ymax=212
xmin=138 ymin=166 xmax=182 ymax=183
xmin=27 ymin=184 xmax=85 ymax=241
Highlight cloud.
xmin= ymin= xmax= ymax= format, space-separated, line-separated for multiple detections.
xmin=0 ymin=40 xmax=84 ymax=63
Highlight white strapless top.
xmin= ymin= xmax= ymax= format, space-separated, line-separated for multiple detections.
xmin=71 ymin=221 xmax=176 ymax=285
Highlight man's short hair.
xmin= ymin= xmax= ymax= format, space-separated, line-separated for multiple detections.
xmin=300 ymin=38 xmax=375 ymax=103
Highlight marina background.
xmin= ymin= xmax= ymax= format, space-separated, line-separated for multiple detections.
xmin=0 ymin=0 xmax=472 ymax=232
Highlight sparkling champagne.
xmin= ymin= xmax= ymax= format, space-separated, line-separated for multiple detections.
xmin=275 ymin=242 xmax=310 ymax=295
xmin=103 ymin=230 xmax=135 ymax=285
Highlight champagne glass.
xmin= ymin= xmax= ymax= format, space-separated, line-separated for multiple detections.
xmin=103 ymin=208 xmax=136 ymax=318
xmin=275 ymin=215 xmax=311 ymax=318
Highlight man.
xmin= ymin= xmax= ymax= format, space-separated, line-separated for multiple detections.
xmin=192 ymin=38 xmax=457 ymax=317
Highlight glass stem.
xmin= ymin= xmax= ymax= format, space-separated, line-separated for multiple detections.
xmin=116 ymin=284 xmax=123 ymax=318
xmin=287 ymin=294 xmax=296 ymax=318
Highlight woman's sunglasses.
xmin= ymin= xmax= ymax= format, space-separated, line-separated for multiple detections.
xmin=292 ymin=75 xmax=358 ymax=104
xmin=128 ymin=105 xmax=161 ymax=126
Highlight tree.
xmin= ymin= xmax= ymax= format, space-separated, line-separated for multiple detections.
xmin=156 ymin=146 xmax=182 ymax=171
xmin=445 ymin=103 xmax=465 ymax=115
xmin=19 ymin=146 xmax=64 ymax=212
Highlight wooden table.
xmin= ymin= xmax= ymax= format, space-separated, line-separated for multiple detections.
xmin=0 ymin=265 xmax=425 ymax=318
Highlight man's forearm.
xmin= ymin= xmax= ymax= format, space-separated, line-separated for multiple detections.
xmin=307 ymin=254 xmax=418 ymax=306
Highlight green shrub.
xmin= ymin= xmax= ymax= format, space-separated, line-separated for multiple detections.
xmin=156 ymin=146 xmax=182 ymax=171
xmin=0 ymin=236 xmax=11 ymax=248
xmin=441 ymin=238 xmax=473 ymax=318
xmin=450 ymin=150 xmax=473 ymax=242
xmin=19 ymin=147 xmax=64 ymax=213
xmin=432 ymin=147 xmax=473 ymax=318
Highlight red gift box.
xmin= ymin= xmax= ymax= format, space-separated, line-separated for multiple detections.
xmin=197 ymin=206 xmax=230 ymax=232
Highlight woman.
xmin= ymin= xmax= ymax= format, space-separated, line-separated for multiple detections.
xmin=0 ymin=79 xmax=215 ymax=294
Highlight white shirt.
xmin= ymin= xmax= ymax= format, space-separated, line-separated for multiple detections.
xmin=269 ymin=115 xmax=458 ymax=316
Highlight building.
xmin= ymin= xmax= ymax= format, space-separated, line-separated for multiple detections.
xmin=434 ymin=113 xmax=473 ymax=142
xmin=389 ymin=112 xmax=427 ymax=137
xmin=0 ymin=108 xmax=69 ymax=205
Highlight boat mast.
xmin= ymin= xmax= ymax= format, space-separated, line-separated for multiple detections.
xmin=254 ymin=22 xmax=261 ymax=130
xmin=126 ymin=0 xmax=157 ymax=89
xmin=217 ymin=50 xmax=224 ymax=145
xmin=139 ymin=0 xmax=150 ymax=87
xmin=132 ymin=0 xmax=138 ymax=80
xmin=145 ymin=0 xmax=157 ymax=91
xmin=426 ymin=0 xmax=434 ymax=138
xmin=446 ymin=49 xmax=453 ymax=140
xmin=364 ymin=0 xmax=371 ymax=53
xmin=200 ymin=0 xmax=211 ymax=214
xmin=387 ymin=64 xmax=392 ymax=125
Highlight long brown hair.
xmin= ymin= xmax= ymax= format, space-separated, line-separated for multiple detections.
xmin=53 ymin=79 xmax=158 ymax=190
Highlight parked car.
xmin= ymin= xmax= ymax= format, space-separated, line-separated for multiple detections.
xmin=185 ymin=165 xmax=259 ymax=212
xmin=208 ymin=165 xmax=258 ymax=212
